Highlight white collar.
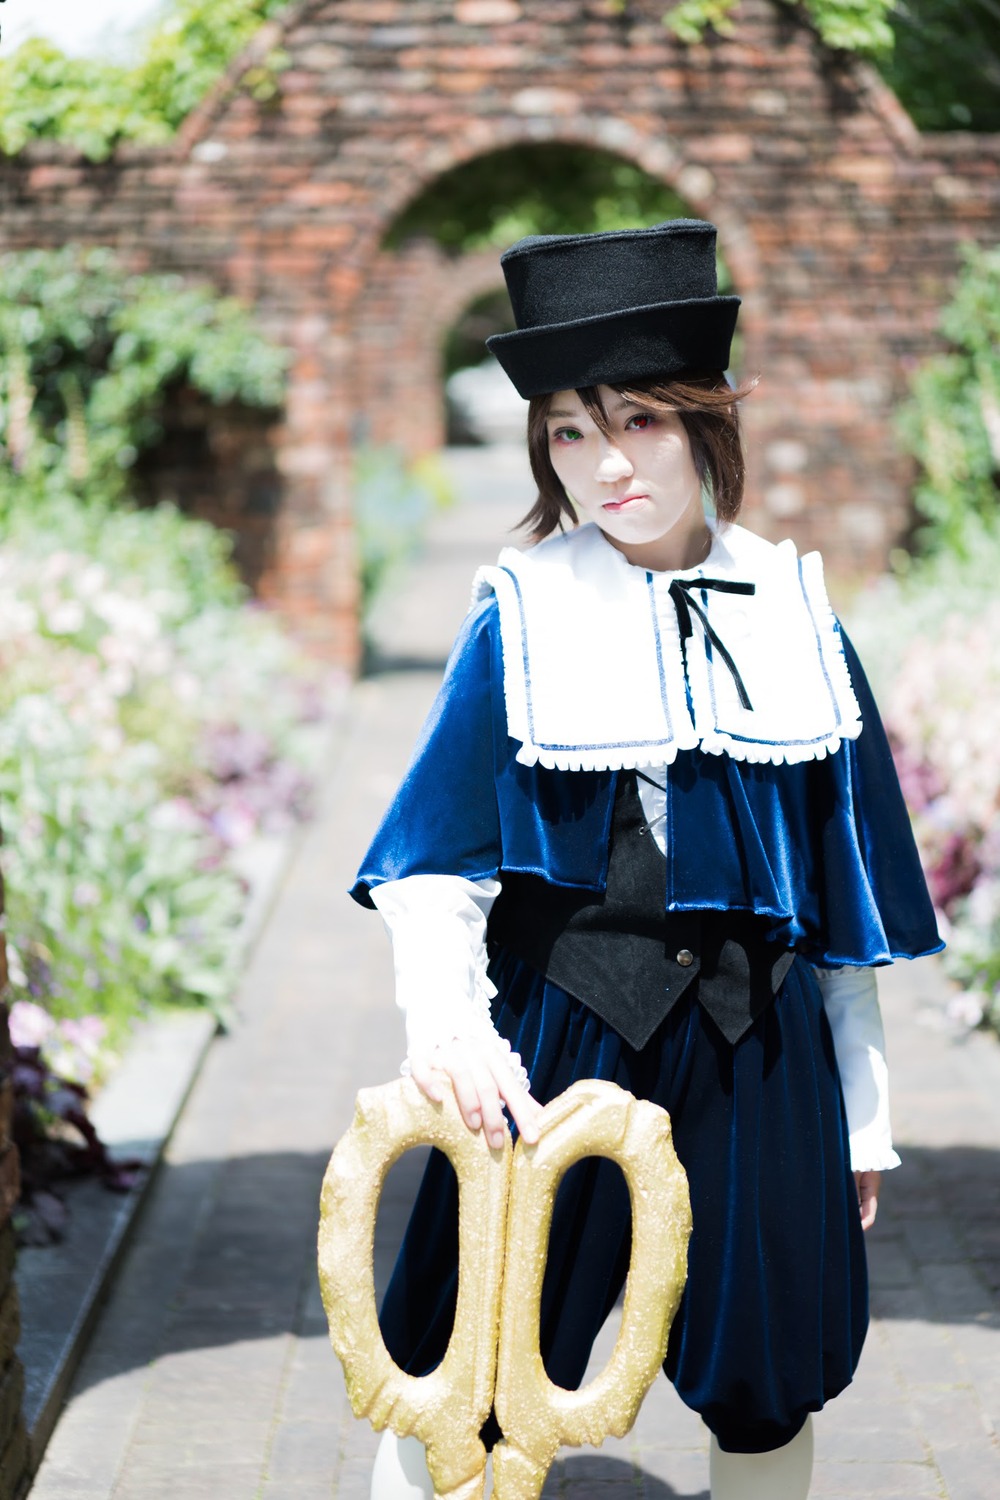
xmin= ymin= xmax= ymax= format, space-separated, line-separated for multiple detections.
xmin=471 ymin=520 xmax=862 ymax=771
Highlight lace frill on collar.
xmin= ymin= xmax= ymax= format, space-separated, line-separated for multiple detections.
xmin=471 ymin=520 xmax=862 ymax=772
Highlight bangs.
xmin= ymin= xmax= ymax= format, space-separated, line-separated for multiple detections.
xmin=520 ymin=369 xmax=759 ymax=544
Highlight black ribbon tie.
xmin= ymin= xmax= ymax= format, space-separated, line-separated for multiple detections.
xmin=668 ymin=576 xmax=756 ymax=712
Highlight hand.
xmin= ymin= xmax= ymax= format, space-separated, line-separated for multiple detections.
xmin=409 ymin=1036 xmax=543 ymax=1149
xmin=854 ymin=1169 xmax=881 ymax=1231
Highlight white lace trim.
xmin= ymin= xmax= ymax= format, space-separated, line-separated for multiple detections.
xmin=855 ymin=1146 xmax=902 ymax=1172
xmin=371 ymin=875 xmax=531 ymax=1095
xmin=400 ymin=965 xmax=531 ymax=1095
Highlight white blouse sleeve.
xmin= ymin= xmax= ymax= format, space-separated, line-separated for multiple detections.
xmin=369 ymin=873 xmax=530 ymax=1091
xmin=813 ymin=964 xmax=901 ymax=1172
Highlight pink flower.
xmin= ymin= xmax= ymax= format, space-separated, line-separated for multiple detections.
xmin=58 ymin=1016 xmax=106 ymax=1050
xmin=9 ymin=1001 xmax=55 ymax=1050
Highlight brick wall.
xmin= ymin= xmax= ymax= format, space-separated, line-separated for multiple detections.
xmin=0 ymin=864 xmax=28 ymax=1500
xmin=1 ymin=0 xmax=998 ymax=661
xmin=354 ymin=242 xmax=508 ymax=455
xmin=132 ymin=385 xmax=286 ymax=592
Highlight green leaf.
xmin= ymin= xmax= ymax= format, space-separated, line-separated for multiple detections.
xmin=0 ymin=4 xmax=293 ymax=160
xmin=0 ymin=244 xmax=287 ymax=513
xmin=895 ymin=241 xmax=1000 ymax=559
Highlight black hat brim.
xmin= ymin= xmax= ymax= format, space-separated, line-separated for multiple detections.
xmin=485 ymin=295 xmax=741 ymax=399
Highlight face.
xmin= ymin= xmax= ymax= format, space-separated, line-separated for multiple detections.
xmin=545 ymin=385 xmax=708 ymax=570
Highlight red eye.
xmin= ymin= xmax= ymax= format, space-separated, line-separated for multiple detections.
xmin=629 ymin=413 xmax=653 ymax=430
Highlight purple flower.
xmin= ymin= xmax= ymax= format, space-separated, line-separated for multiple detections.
xmin=928 ymin=832 xmax=981 ymax=912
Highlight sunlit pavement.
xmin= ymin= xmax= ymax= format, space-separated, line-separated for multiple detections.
xmin=29 ymin=448 xmax=1000 ymax=1499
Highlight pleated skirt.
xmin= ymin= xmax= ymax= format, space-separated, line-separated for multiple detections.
xmin=378 ymin=946 xmax=868 ymax=1454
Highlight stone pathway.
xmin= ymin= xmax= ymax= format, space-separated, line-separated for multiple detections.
xmin=28 ymin=448 xmax=1000 ymax=1499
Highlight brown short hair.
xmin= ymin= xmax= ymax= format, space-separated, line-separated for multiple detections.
xmin=520 ymin=370 xmax=759 ymax=543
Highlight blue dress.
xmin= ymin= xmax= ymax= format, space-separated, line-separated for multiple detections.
xmin=351 ymin=598 xmax=941 ymax=1455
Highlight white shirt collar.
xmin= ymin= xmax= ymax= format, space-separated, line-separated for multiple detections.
xmin=472 ymin=520 xmax=862 ymax=772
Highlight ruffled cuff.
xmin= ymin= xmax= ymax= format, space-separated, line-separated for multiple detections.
xmin=370 ymin=873 xmax=530 ymax=1093
xmin=813 ymin=964 xmax=901 ymax=1172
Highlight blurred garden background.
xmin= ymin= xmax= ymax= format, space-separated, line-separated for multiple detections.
xmin=0 ymin=0 xmax=997 ymax=1207
xmin=0 ymin=3 xmax=996 ymax=1494
xmin=1 ymin=0 xmax=995 ymax=1080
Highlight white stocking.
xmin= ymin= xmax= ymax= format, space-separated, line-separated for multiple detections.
xmin=369 ymin=1431 xmax=495 ymax=1500
xmin=709 ymin=1415 xmax=813 ymax=1500
xmin=371 ymin=1431 xmax=434 ymax=1500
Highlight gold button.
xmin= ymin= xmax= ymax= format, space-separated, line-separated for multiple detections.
xmin=676 ymin=948 xmax=694 ymax=967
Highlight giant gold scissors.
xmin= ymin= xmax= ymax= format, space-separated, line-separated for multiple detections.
xmin=318 ymin=1076 xmax=691 ymax=1500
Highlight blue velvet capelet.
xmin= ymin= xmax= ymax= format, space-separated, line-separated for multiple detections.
xmin=351 ymin=597 xmax=942 ymax=969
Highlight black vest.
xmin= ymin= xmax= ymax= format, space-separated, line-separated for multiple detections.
xmin=487 ymin=771 xmax=795 ymax=1049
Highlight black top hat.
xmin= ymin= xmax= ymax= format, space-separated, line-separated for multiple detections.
xmin=486 ymin=219 xmax=740 ymax=399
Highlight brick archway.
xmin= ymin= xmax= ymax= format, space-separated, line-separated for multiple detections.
xmin=350 ymin=118 xmax=737 ymax=461
xmin=352 ymin=242 xmax=510 ymax=455
xmin=1 ymin=0 xmax=997 ymax=663
xmin=349 ymin=111 xmax=765 ymax=296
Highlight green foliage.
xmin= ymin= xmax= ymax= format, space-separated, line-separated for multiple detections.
xmin=796 ymin=0 xmax=895 ymax=53
xmin=882 ymin=1 xmax=1000 ymax=132
xmin=0 ymin=244 xmax=288 ymax=513
xmin=0 ymin=710 xmax=246 ymax=1023
xmin=2 ymin=0 xmax=997 ymax=163
xmin=655 ymin=0 xmax=895 ymax=54
xmin=847 ymin=246 xmax=1000 ymax=1036
xmin=0 ymin=494 xmax=335 ymax=1031
xmin=0 ymin=1 xmax=292 ymax=162
xmin=388 ymin=144 xmax=691 ymax=254
xmin=853 ymin=241 xmax=1000 ymax=1029
xmin=661 ymin=0 xmax=742 ymax=44
xmin=1 ymin=488 xmax=246 ymax=618
xmin=654 ymin=1 xmax=1000 ymax=128
xmin=133 ymin=0 xmax=292 ymax=131
xmin=0 ymin=40 xmax=171 ymax=160
xmin=894 ymin=242 xmax=1000 ymax=558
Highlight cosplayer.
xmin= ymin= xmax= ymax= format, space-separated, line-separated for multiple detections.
xmin=350 ymin=220 xmax=941 ymax=1500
